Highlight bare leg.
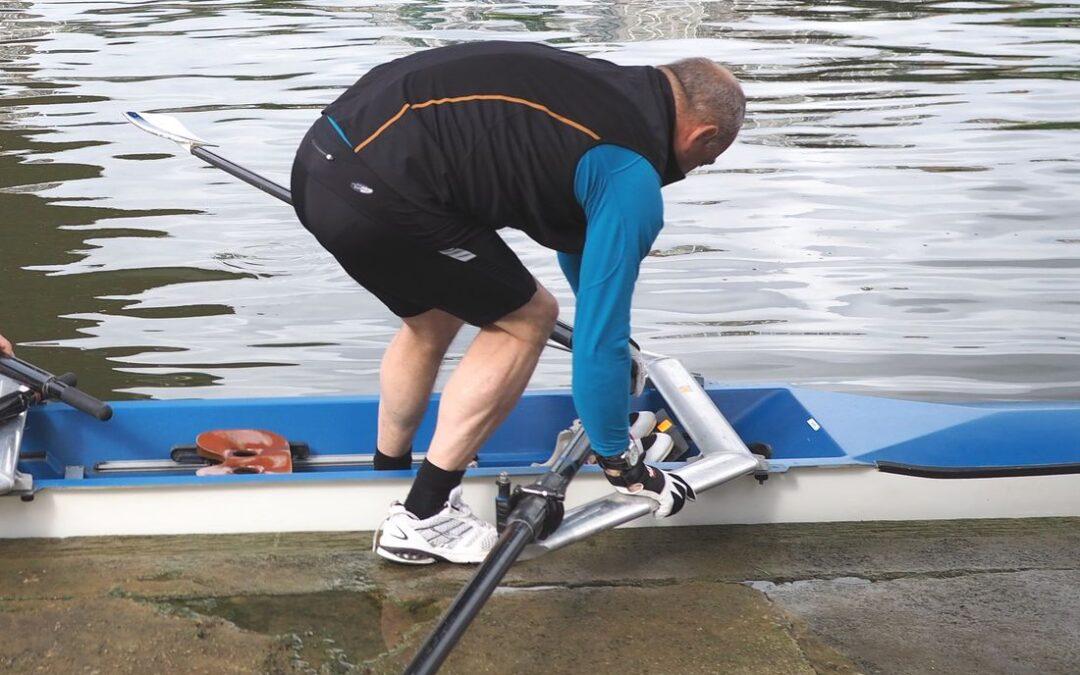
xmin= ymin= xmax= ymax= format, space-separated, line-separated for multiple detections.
xmin=377 ymin=309 xmax=464 ymax=457
xmin=425 ymin=285 xmax=559 ymax=471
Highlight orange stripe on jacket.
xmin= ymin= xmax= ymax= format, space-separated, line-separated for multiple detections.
xmin=352 ymin=94 xmax=600 ymax=153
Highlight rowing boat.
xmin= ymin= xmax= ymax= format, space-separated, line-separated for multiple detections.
xmin=2 ymin=354 xmax=1077 ymax=542
xmin=1 ymin=112 xmax=1076 ymax=546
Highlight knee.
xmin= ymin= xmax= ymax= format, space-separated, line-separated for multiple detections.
xmin=523 ymin=286 xmax=559 ymax=344
xmin=491 ymin=285 xmax=559 ymax=346
xmin=401 ymin=311 xmax=464 ymax=352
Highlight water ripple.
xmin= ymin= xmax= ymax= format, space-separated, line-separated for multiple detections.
xmin=1 ymin=0 xmax=1078 ymax=401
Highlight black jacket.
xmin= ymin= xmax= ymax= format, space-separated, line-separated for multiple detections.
xmin=323 ymin=41 xmax=684 ymax=253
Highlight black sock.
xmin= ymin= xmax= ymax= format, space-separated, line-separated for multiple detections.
xmin=404 ymin=459 xmax=465 ymax=519
xmin=373 ymin=446 xmax=412 ymax=471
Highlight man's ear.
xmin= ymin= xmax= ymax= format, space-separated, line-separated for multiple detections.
xmin=690 ymin=124 xmax=720 ymax=147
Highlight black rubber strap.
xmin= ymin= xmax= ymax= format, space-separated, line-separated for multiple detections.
xmin=877 ymin=461 xmax=1080 ymax=479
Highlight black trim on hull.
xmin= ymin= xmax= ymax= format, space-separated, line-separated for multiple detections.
xmin=877 ymin=461 xmax=1080 ymax=479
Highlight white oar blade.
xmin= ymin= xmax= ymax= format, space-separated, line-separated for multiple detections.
xmin=122 ymin=111 xmax=215 ymax=148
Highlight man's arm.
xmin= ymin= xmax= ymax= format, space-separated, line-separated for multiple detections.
xmin=560 ymin=144 xmax=664 ymax=457
xmin=0 ymin=334 xmax=12 ymax=357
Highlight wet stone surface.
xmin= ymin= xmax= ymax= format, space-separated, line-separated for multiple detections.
xmin=0 ymin=519 xmax=1075 ymax=674
xmin=754 ymin=570 xmax=1080 ymax=675
xmin=164 ymin=591 xmax=440 ymax=673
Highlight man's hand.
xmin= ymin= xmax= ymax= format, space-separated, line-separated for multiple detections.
xmin=596 ymin=436 xmax=696 ymax=518
xmin=0 ymin=334 xmax=12 ymax=358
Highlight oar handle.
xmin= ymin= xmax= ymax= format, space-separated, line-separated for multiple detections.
xmin=0 ymin=356 xmax=112 ymax=421
xmin=48 ymin=380 xmax=113 ymax=421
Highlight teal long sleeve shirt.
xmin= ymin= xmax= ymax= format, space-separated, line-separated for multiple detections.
xmin=558 ymin=144 xmax=664 ymax=457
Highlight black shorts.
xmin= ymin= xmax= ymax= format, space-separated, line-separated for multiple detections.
xmin=290 ymin=116 xmax=537 ymax=326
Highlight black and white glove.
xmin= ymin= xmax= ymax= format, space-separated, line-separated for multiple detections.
xmin=596 ymin=435 xmax=696 ymax=518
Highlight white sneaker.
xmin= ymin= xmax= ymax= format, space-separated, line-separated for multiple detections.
xmin=641 ymin=431 xmax=674 ymax=463
xmin=373 ymin=486 xmax=498 ymax=565
xmin=628 ymin=411 xmax=657 ymax=439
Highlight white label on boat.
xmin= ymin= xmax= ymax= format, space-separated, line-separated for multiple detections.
xmin=807 ymin=417 xmax=821 ymax=431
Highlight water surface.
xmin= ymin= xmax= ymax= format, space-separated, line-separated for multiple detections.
xmin=2 ymin=0 xmax=1078 ymax=401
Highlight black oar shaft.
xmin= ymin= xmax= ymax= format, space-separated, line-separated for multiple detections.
xmin=0 ymin=356 xmax=52 ymax=386
xmin=191 ymin=146 xmax=292 ymax=205
xmin=404 ymin=428 xmax=593 ymax=675
xmin=550 ymin=320 xmax=573 ymax=350
xmin=0 ymin=356 xmax=112 ymax=421
xmin=405 ymin=521 xmax=533 ymax=674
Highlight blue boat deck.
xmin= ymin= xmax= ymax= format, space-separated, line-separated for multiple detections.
xmin=16 ymin=386 xmax=1080 ymax=492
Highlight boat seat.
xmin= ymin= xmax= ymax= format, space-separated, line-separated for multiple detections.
xmin=195 ymin=429 xmax=293 ymax=475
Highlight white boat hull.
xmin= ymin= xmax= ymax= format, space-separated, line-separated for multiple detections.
xmin=1 ymin=466 xmax=1076 ymax=540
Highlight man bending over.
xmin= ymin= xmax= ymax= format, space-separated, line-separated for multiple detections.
xmin=290 ymin=41 xmax=744 ymax=564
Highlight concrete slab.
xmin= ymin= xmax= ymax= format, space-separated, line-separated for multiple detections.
xmin=755 ymin=570 xmax=1080 ymax=675
xmin=0 ymin=518 xmax=1074 ymax=674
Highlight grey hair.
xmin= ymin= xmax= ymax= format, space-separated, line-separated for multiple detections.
xmin=664 ymin=58 xmax=745 ymax=141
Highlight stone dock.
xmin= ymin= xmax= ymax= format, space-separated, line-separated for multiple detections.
xmin=0 ymin=518 xmax=1076 ymax=674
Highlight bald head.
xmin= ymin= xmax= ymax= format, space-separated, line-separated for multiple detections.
xmin=660 ymin=58 xmax=745 ymax=172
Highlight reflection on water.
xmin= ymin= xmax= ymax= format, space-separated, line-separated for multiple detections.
xmin=1 ymin=0 xmax=1078 ymax=401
